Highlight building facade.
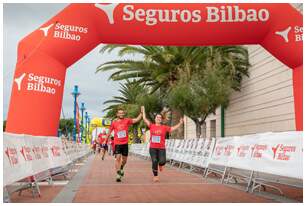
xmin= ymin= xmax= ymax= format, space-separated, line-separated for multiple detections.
xmin=184 ymin=3 xmax=303 ymax=139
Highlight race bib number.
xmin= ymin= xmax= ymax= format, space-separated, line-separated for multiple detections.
xmin=152 ymin=135 xmax=161 ymax=143
xmin=117 ymin=130 xmax=127 ymax=139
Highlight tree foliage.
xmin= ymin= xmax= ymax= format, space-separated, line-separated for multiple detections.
xmin=98 ymin=45 xmax=250 ymax=138
xmin=58 ymin=118 xmax=74 ymax=136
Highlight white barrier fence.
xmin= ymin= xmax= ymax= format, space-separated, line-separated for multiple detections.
xmin=130 ymin=131 xmax=303 ymax=180
xmin=4 ymin=132 xmax=91 ymax=186
xmin=210 ymin=132 xmax=303 ymax=179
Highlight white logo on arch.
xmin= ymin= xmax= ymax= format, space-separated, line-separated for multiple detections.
xmin=94 ymin=3 xmax=119 ymax=24
xmin=14 ymin=73 xmax=26 ymax=91
xmin=275 ymin=26 xmax=291 ymax=43
xmin=39 ymin=23 xmax=54 ymax=37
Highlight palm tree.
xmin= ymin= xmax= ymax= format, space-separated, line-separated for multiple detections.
xmin=200 ymin=46 xmax=250 ymax=91
xmin=97 ymin=46 xmax=197 ymax=94
xmin=97 ymin=45 xmax=249 ymax=93
xmin=103 ymin=79 xmax=145 ymax=143
xmin=98 ymin=45 xmax=250 ymax=138
xmin=103 ymin=79 xmax=164 ymax=143
xmin=103 ymin=79 xmax=146 ymax=113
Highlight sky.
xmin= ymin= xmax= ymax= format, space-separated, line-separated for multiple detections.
xmin=3 ymin=3 xmax=135 ymax=120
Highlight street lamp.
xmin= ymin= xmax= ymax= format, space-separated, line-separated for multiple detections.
xmin=71 ymin=85 xmax=80 ymax=142
xmin=80 ymin=102 xmax=86 ymax=142
xmin=85 ymin=112 xmax=88 ymax=143
xmin=87 ymin=115 xmax=91 ymax=144
xmin=57 ymin=128 xmax=62 ymax=137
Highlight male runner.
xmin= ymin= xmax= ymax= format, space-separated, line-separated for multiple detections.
xmin=106 ymin=108 xmax=142 ymax=182
xmin=92 ymin=139 xmax=97 ymax=154
xmin=98 ymin=131 xmax=108 ymax=160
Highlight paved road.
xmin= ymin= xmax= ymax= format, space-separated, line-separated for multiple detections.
xmin=62 ymin=154 xmax=274 ymax=203
xmin=10 ymin=153 xmax=301 ymax=203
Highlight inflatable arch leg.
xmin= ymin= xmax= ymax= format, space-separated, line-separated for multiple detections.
xmin=293 ymin=65 xmax=303 ymax=131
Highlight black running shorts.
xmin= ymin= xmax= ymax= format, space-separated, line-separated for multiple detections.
xmin=100 ymin=143 xmax=108 ymax=150
xmin=114 ymin=144 xmax=129 ymax=156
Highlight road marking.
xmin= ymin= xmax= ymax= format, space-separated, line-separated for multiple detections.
xmin=81 ymin=182 xmax=218 ymax=186
xmin=75 ymin=163 xmax=85 ymax=166
xmin=38 ymin=180 xmax=69 ymax=186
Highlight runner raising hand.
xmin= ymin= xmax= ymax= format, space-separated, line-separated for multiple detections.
xmin=106 ymin=107 xmax=142 ymax=182
xmin=141 ymin=106 xmax=183 ymax=183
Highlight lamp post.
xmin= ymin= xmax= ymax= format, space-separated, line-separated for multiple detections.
xmin=80 ymin=103 xmax=86 ymax=142
xmin=85 ymin=112 xmax=88 ymax=144
xmin=87 ymin=115 xmax=91 ymax=144
xmin=71 ymin=85 xmax=80 ymax=142
xmin=57 ymin=128 xmax=61 ymax=137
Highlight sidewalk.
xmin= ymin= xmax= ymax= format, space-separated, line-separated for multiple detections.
xmin=70 ymin=154 xmax=273 ymax=203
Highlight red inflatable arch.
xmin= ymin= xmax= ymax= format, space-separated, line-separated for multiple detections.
xmin=6 ymin=3 xmax=303 ymax=136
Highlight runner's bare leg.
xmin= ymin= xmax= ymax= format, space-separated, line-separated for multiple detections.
xmin=101 ymin=148 xmax=106 ymax=159
xmin=122 ymin=155 xmax=127 ymax=167
xmin=115 ymin=154 xmax=122 ymax=171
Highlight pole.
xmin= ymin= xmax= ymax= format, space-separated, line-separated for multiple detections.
xmin=72 ymin=85 xmax=80 ymax=142
xmin=221 ymin=105 xmax=225 ymax=138
xmin=73 ymin=92 xmax=77 ymax=142
xmin=80 ymin=103 xmax=86 ymax=142
xmin=85 ymin=112 xmax=88 ymax=144
xmin=87 ymin=116 xmax=91 ymax=144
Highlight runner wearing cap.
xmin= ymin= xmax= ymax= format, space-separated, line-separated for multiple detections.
xmin=141 ymin=106 xmax=184 ymax=183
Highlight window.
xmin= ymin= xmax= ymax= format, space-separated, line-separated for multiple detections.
xmin=210 ymin=120 xmax=216 ymax=138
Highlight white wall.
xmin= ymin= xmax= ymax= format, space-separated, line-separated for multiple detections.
xmin=185 ymin=45 xmax=296 ymax=138
xmin=224 ymin=45 xmax=296 ymax=136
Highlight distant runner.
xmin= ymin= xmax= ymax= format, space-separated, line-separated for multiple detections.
xmin=141 ymin=106 xmax=184 ymax=182
xmin=98 ymin=131 xmax=108 ymax=160
xmin=110 ymin=136 xmax=115 ymax=156
xmin=92 ymin=139 xmax=98 ymax=154
xmin=106 ymin=108 xmax=142 ymax=182
xmin=108 ymin=136 xmax=114 ymax=156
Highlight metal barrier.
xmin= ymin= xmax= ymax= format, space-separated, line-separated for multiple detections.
xmin=3 ymin=133 xmax=92 ymax=202
xmin=129 ymin=131 xmax=303 ymax=198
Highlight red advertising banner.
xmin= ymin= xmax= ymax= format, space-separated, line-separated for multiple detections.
xmin=5 ymin=4 xmax=302 ymax=137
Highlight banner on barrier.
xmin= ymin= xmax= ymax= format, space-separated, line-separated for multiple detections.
xmin=125 ymin=131 xmax=303 ymax=180
xmin=4 ymin=133 xmax=91 ymax=186
xmin=4 ymin=134 xmax=33 ymax=187
xmin=202 ymin=138 xmax=216 ymax=168
xmin=209 ymin=132 xmax=303 ymax=179
xmin=192 ymin=138 xmax=205 ymax=166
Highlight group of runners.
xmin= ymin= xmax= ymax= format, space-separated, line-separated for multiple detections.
xmin=92 ymin=106 xmax=183 ymax=183
xmin=92 ymin=132 xmax=114 ymax=157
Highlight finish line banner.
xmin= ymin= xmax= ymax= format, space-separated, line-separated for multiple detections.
xmin=210 ymin=131 xmax=303 ymax=179
xmin=3 ymin=133 xmax=91 ymax=186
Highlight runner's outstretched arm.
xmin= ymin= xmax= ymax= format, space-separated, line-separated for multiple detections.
xmin=170 ymin=118 xmax=184 ymax=132
xmin=141 ymin=106 xmax=151 ymax=127
xmin=132 ymin=110 xmax=143 ymax=124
